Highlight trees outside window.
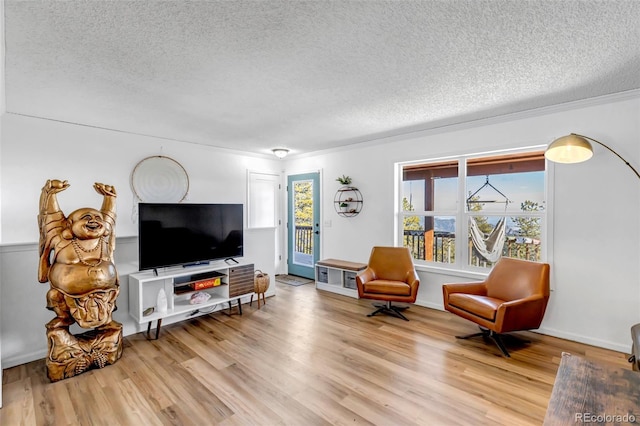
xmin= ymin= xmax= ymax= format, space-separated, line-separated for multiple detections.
xmin=399 ymin=150 xmax=547 ymax=270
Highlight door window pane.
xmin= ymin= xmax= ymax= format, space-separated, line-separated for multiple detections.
xmin=293 ymin=180 xmax=314 ymax=267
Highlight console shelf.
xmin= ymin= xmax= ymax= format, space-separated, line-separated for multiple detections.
xmin=173 ymin=270 xmax=226 ymax=295
xmin=129 ymin=262 xmax=254 ymax=338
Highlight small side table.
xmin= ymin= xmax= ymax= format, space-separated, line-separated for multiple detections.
xmin=543 ymin=352 xmax=640 ymax=425
xmin=315 ymin=258 xmax=367 ymax=299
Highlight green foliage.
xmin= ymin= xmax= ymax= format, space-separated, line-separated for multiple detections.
xmin=402 ymin=197 xmax=423 ymax=230
xmin=512 ymin=200 xmax=543 ymax=239
xmin=294 ymin=181 xmax=313 ymax=226
xmin=402 ymin=197 xmax=426 ymax=261
xmin=336 ymin=175 xmax=352 ymax=185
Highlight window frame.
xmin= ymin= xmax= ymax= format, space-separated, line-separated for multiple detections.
xmin=395 ymin=146 xmax=552 ymax=273
xmin=247 ymin=170 xmax=280 ymax=229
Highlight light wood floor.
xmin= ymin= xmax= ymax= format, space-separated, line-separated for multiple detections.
xmin=1 ymin=282 xmax=631 ymax=425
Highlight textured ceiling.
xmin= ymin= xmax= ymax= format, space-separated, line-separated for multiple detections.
xmin=4 ymin=1 xmax=640 ymax=156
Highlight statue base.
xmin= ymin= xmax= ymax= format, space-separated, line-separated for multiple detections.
xmin=45 ymin=321 xmax=123 ymax=382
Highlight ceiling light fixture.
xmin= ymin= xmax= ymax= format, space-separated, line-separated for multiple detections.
xmin=272 ymin=148 xmax=289 ymax=159
xmin=545 ymin=133 xmax=640 ymax=179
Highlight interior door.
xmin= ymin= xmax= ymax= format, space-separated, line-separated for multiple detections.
xmin=287 ymin=172 xmax=320 ymax=279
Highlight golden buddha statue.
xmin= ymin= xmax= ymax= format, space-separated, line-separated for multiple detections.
xmin=38 ymin=179 xmax=123 ymax=381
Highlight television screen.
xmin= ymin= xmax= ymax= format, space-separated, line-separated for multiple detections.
xmin=138 ymin=203 xmax=244 ymax=271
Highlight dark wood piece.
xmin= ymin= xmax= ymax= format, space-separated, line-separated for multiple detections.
xmin=316 ymin=258 xmax=367 ymax=271
xmin=228 ymin=264 xmax=254 ymax=298
xmin=544 ymin=352 xmax=640 ymax=425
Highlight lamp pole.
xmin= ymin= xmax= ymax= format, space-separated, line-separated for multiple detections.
xmin=546 ymin=132 xmax=640 ymax=366
xmin=571 ymin=133 xmax=640 ymax=180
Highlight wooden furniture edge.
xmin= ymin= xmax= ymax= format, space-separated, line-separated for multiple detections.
xmin=316 ymin=258 xmax=367 ymax=271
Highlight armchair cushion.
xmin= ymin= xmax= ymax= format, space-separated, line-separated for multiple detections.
xmin=447 ymin=294 xmax=502 ymax=321
xmin=361 ymin=279 xmax=412 ymax=296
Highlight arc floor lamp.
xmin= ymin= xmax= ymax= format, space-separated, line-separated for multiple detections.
xmin=544 ymin=133 xmax=640 ymax=179
xmin=545 ymin=132 xmax=640 ymax=368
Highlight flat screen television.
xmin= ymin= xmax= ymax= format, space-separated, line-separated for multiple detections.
xmin=138 ymin=203 xmax=244 ymax=271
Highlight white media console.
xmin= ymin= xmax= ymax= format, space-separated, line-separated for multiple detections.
xmin=128 ymin=260 xmax=254 ymax=338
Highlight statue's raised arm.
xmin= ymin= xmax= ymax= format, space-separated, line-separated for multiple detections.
xmin=38 ymin=179 xmax=70 ymax=283
xmin=94 ymin=182 xmax=117 ymax=259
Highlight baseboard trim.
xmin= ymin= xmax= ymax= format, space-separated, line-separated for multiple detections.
xmin=536 ymin=326 xmax=631 ymax=355
xmin=3 ymin=349 xmax=48 ymax=369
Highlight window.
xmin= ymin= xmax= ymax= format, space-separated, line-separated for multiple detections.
xmin=398 ymin=149 xmax=547 ymax=270
xmin=247 ymin=171 xmax=280 ymax=228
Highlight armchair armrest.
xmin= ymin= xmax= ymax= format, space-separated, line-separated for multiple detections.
xmin=442 ymin=282 xmax=487 ymax=298
xmin=356 ymin=267 xmax=376 ymax=286
xmin=405 ymin=269 xmax=420 ymax=288
xmin=495 ymin=294 xmax=548 ymax=332
xmin=403 ymin=269 xmax=420 ymax=297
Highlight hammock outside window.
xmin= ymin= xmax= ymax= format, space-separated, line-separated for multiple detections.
xmin=466 ymin=176 xmax=510 ymax=263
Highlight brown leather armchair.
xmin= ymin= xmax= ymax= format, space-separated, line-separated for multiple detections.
xmin=442 ymin=257 xmax=550 ymax=357
xmin=356 ymin=246 xmax=420 ymax=321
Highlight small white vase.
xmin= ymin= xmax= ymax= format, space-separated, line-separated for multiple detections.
xmin=156 ymin=288 xmax=168 ymax=313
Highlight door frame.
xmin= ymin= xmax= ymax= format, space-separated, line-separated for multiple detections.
xmin=286 ymin=171 xmax=321 ymax=279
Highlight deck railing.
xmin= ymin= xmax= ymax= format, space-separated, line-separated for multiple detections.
xmin=403 ymin=230 xmax=540 ymax=265
xmin=295 ymin=225 xmax=313 ymax=254
xmin=296 ymin=226 xmax=539 ymax=264
xmin=403 ymin=230 xmax=455 ymax=263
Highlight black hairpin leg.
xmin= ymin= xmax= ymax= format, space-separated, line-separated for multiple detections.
xmin=226 ymin=299 xmax=243 ymax=316
xmin=146 ymin=319 xmax=162 ymax=340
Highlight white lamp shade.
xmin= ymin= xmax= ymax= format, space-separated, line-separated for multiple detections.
xmin=545 ymin=134 xmax=594 ymax=164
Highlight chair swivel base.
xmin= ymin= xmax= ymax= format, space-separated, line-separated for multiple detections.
xmin=456 ymin=326 xmax=530 ymax=358
xmin=367 ymin=301 xmax=410 ymax=321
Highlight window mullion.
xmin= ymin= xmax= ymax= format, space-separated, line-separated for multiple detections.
xmin=458 ymin=158 xmax=468 ymax=268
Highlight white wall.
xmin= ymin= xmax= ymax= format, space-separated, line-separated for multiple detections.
xmin=1 ymin=113 xmax=282 ymax=242
xmin=287 ymin=91 xmax=640 ymax=353
xmin=0 ymin=113 xmax=281 ymax=367
xmin=1 ymin=0 xmax=6 ymax=406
